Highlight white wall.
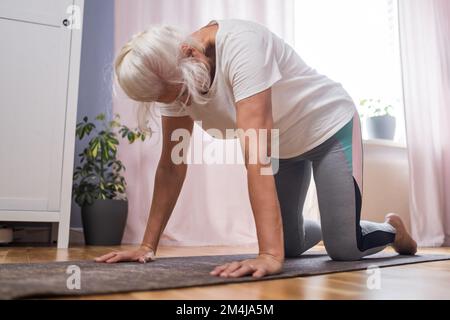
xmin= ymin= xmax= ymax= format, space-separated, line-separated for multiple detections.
xmin=361 ymin=140 xmax=411 ymax=231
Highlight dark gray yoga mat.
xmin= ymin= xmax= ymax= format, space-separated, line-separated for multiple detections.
xmin=1 ymin=251 xmax=449 ymax=299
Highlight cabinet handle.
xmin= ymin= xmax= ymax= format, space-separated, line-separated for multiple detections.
xmin=62 ymin=19 xmax=70 ymax=27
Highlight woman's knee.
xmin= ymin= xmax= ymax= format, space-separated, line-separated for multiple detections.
xmin=304 ymin=220 xmax=322 ymax=245
xmin=284 ymin=220 xmax=322 ymax=258
xmin=284 ymin=239 xmax=310 ymax=257
xmin=324 ymin=241 xmax=363 ymax=261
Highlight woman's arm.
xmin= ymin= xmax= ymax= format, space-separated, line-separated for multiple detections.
xmin=210 ymin=87 xmax=285 ymax=278
xmin=237 ymin=88 xmax=284 ymax=260
xmin=95 ymin=115 xmax=193 ymax=263
xmin=141 ymin=115 xmax=194 ymax=252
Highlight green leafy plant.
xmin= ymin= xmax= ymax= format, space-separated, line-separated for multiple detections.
xmin=359 ymin=98 xmax=395 ymax=118
xmin=72 ymin=113 xmax=148 ymax=207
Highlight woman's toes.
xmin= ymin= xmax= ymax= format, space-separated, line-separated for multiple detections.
xmin=385 ymin=213 xmax=417 ymax=255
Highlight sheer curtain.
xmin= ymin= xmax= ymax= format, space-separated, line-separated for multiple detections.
xmin=113 ymin=0 xmax=299 ymax=245
xmin=398 ymin=0 xmax=450 ymax=246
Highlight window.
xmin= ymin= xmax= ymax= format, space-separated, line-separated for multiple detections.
xmin=293 ymin=0 xmax=405 ymax=144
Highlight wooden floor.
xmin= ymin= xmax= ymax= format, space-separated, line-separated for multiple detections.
xmin=1 ymin=244 xmax=450 ymax=299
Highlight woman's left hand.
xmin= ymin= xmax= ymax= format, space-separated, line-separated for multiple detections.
xmin=210 ymin=254 xmax=284 ymax=278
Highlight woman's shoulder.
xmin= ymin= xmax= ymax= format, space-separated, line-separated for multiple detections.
xmin=217 ymin=19 xmax=273 ymax=54
xmin=215 ymin=19 xmax=269 ymax=35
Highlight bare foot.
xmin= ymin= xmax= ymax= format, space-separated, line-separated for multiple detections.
xmin=385 ymin=213 xmax=417 ymax=255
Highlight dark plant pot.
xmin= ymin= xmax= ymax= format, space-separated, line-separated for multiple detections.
xmin=81 ymin=199 xmax=128 ymax=246
xmin=366 ymin=115 xmax=396 ymax=140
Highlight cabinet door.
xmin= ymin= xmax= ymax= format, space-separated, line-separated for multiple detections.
xmin=0 ymin=0 xmax=75 ymax=211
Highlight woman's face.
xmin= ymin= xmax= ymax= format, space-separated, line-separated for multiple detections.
xmin=157 ymin=83 xmax=190 ymax=105
xmin=156 ymin=43 xmax=209 ymax=106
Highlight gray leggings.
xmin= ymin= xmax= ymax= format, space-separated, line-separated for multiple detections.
xmin=274 ymin=111 xmax=396 ymax=261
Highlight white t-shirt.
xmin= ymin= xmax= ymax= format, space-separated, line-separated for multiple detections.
xmin=159 ymin=19 xmax=356 ymax=159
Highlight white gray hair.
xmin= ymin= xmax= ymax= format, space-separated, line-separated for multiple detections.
xmin=115 ymin=25 xmax=211 ymax=134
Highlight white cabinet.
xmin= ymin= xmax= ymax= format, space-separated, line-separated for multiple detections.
xmin=0 ymin=0 xmax=84 ymax=248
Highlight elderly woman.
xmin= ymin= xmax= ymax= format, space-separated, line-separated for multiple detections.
xmin=95 ymin=19 xmax=417 ymax=278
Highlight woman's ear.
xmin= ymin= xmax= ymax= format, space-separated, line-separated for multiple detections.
xmin=180 ymin=43 xmax=194 ymax=58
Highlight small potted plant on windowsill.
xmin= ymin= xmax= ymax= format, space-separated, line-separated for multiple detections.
xmin=72 ymin=113 xmax=148 ymax=245
xmin=359 ymin=98 xmax=396 ymax=140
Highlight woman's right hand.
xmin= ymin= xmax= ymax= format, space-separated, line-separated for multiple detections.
xmin=94 ymin=246 xmax=156 ymax=264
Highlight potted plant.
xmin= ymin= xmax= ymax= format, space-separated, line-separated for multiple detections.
xmin=359 ymin=98 xmax=396 ymax=140
xmin=72 ymin=113 xmax=148 ymax=245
